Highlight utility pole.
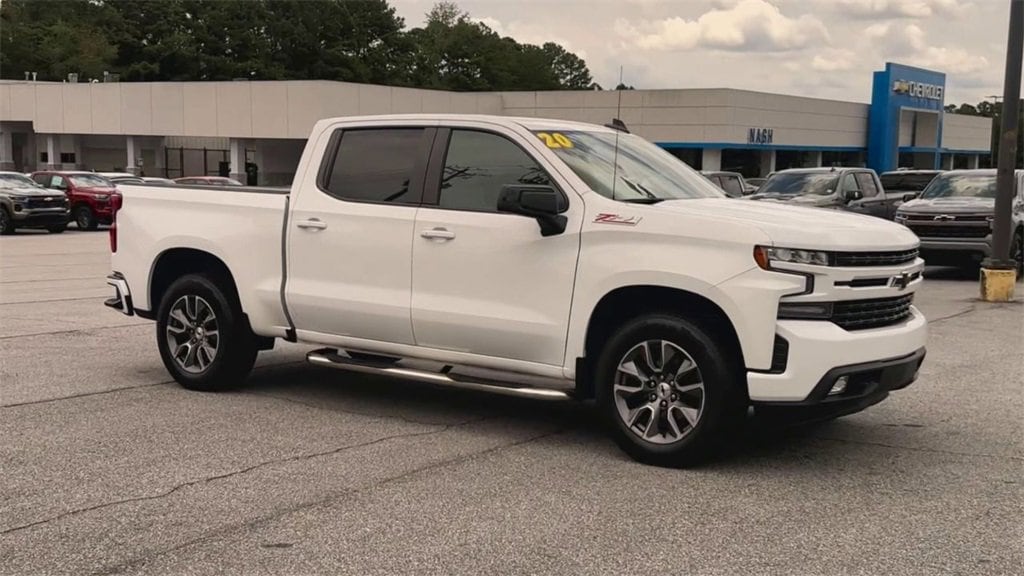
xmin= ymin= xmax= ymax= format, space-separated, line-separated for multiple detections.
xmin=981 ymin=0 xmax=1023 ymax=302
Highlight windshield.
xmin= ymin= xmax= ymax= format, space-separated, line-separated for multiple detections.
xmin=757 ymin=172 xmax=839 ymax=196
xmin=920 ymin=173 xmax=997 ymax=199
xmin=68 ymin=174 xmax=113 ymax=188
xmin=0 ymin=174 xmax=42 ymax=189
xmin=531 ymin=130 xmax=724 ymax=202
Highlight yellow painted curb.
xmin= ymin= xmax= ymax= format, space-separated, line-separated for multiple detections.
xmin=979 ymin=268 xmax=1017 ymax=302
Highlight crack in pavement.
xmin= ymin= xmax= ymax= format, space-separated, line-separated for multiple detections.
xmin=1 ymin=417 xmax=487 ymax=538
xmin=90 ymin=426 xmax=567 ymax=576
xmin=927 ymin=305 xmax=978 ymax=324
xmin=0 ymin=322 xmax=149 ymax=340
xmin=815 ymin=435 xmax=1024 ymax=461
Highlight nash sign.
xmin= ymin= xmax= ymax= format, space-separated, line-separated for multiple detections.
xmin=747 ymin=128 xmax=774 ymax=145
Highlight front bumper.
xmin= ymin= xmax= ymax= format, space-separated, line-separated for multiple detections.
xmin=919 ymin=237 xmax=991 ymax=262
xmin=11 ymin=208 xmax=70 ymax=226
xmin=747 ymin=306 xmax=927 ymax=403
xmin=105 ymin=273 xmax=134 ymax=316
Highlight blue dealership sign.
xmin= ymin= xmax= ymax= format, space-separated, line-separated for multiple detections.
xmin=867 ymin=62 xmax=946 ymax=172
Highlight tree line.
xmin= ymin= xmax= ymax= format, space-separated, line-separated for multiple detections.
xmin=0 ymin=0 xmax=595 ymax=91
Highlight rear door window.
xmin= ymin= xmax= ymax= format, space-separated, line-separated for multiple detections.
xmin=322 ymin=128 xmax=430 ymax=205
xmin=854 ymin=173 xmax=879 ymax=198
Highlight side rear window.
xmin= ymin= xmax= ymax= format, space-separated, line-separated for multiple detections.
xmin=323 ymin=128 xmax=429 ymax=204
xmin=437 ymin=129 xmax=552 ymax=212
xmin=854 ymin=173 xmax=879 ymax=197
xmin=32 ymin=174 xmax=50 ymax=186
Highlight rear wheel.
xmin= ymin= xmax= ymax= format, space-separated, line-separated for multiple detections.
xmin=156 ymin=274 xmax=259 ymax=391
xmin=74 ymin=205 xmax=97 ymax=230
xmin=595 ymin=314 xmax=745 ymax=468
xmin=0 ymin=208 xmax=13 ymax=235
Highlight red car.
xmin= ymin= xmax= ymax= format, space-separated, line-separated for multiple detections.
xmin=30 ymin=171 xmax=120 ymax=230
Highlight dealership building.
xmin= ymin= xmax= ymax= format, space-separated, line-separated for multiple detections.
xmin=0 ymin=62 xmax=992 ymax=186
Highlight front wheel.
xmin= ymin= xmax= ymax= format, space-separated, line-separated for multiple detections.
xmin=74 ymin=205 xmax=97 ymax=230
xmin=0 ymin=208 xmax=14 ymax=235
xmin=156 ymin=274 xmax=259 ymax=391
xmin=595 ymin=314 xmax=745 ymax=468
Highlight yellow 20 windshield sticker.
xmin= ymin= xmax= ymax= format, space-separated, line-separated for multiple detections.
xmin=536 ymin=132 xmax=574 ymax=149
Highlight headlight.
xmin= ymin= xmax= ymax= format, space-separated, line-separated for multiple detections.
xmin=754 ymin=246 xmax=830 ymax=269
xmin=9 ymin=195 xmax=27 ymax=202
xmin=95 ymin=194 xmax=110 ymax=201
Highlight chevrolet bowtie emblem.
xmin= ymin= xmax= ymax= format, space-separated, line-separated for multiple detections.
xmin=933 ymin=214 xmax=956 ymax=221
xmin=891 ymin=271 xmax=913 ymax=290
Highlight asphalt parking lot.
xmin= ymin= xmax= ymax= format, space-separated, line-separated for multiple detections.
xmin=1 ymin=229 xmax=1021 ymax=575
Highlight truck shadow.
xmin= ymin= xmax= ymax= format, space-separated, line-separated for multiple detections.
xmin=240 ymin=361 xmax=888 ymax=470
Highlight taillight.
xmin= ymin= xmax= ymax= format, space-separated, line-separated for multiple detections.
xmin=109 ymin=193 xmax=123 ymax=253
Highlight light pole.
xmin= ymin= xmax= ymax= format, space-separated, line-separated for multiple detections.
xmin=980 ymin=0 xmax=1023 ymax=301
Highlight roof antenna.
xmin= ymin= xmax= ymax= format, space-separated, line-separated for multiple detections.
xmin=609 ymin=66 xmax=624 ymax=202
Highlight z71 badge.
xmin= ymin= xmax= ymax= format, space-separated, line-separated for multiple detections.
xmin=594 ymin=213 xmax=642 ymax=226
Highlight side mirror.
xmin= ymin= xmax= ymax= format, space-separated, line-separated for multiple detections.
xmin=843 ymin=188 xmax=863 ymax=202
xmin=902 ymin=192 xmax=918 ymax=202
xmin=497 ymin=185 xmax=567 ymax=237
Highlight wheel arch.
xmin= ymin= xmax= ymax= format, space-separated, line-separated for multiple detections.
xmin=575 ymin=285 xmax=745 ymax=399
xmin=149 ymin=248 xmax=241 ymax=317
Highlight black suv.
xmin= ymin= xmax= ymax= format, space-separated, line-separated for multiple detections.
xmin=748 ymin=167 xmax=903 ymax=220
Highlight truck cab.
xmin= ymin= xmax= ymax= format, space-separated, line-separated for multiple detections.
xmin=751 ymin=167 xmax=902 ymax=220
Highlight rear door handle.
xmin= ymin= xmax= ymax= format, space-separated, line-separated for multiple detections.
xmin=297 ymin=219 xmax=327 ymax=231
xmin=420 ymin=227 xmax=456 ymax=240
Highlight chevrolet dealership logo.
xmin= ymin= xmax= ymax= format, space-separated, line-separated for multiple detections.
xmin=893 ymin=79 xmax=944 ymax=101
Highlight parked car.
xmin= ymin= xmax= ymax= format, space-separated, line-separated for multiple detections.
xmin=141 ymin=177 xmax=175 ymax=185
xmin=879 ymin=170 xmax=942 ymax=204
xmin=174 ymin=176 xmax=245 ymax=186
xmin=895 ymin=169 xmax=1023 ymax=274
xmin=0 ymin=171 xmax=69 ymax=234
xmin=30 ymin=171 xmax=119 ymax=230
xmin=746 ymin=177 xmax=766 ymax=189
xmin=701 ymin=171 xmax=750 ymax=198
xmin=105 ymin=114 xmax=926 ymax=467
xmin=97 ymin=172 xmax=146 ymax=186
xmin=749 ymin=167 xmax=903 ymax=219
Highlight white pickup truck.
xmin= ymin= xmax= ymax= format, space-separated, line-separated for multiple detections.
xmin=106 ymin=114 xmax=927 ymax=467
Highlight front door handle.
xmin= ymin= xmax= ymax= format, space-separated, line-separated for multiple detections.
xmin=420 ymin=227 xmax=456 ymax=240
xmin=297 ymin=219 xmax=327 ymax=231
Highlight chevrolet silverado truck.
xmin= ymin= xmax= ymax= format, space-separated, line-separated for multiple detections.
xmin=0 ymin=171 xmax=69 ymax=234
xmin=751 ymin=167 xmax=904 ymax=220
xmin=896 ymin=169 xmax=1024 ymax=274
xmin=105 ymin=115 xmax=928 ymax=467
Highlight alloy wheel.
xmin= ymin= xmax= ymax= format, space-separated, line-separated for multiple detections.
xmin=613 ymin=339 xmax=706 ymax=445
xmin=165 ymin=295 xmax=220 ymax=374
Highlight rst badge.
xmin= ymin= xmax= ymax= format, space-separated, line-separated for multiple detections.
xmin=594 ymin=213 xmax=643 ymax=226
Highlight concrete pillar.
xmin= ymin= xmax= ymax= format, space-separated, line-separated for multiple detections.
xmin=970 ymin=154 xmax=980 ymax=169
xmin=941 ymin=153 xmax=954 ymax=170
xmin=809 ymin=150 xmax=823 ymax=167
xmin=229 ymin=138 xmax=246 ymax=182
xmin=72 ymin=136 xmax=83 ymax=169
xmin=0 ymin=127 xmax=14 ymax=170
xmin=252 ymin=140 xmax=264 ymax=186
xmin=46 ymin=135 xmax=57 ymax=170
xmin=153 ymin=137 xmax=166 ymax=177
xmin=759 ymin=149 xmax=776 ymax=176
xmin=701 ymin=148 xmax=721 ymax=172
xmin=126 ymin=136 xmax=138 ymax=175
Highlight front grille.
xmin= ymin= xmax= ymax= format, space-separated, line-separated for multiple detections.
xmin=904 ymin=214 xmax=989 ymax=222
xmin=908 ymin=224 xmax=989 ymax=239
xmin=832 ymin=249 xmax=919 ymax=267
xmin=832 ymin=294 xmax=914 ymax=331
xmin=25 ymin=197 xmax=65 ymax=209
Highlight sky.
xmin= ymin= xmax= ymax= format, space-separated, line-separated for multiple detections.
xmin=389 ymin=0 xmax=1013 ymax=105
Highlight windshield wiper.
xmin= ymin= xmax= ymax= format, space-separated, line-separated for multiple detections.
xmin=620 ymin=197 xmax=665 ymax=204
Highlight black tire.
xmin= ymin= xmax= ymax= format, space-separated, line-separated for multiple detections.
xmin=156 ymin=274 xmax=259 ymax=391
xmin=0 ymin=207 xmax=14 ymax=235
xmin=74 ymin=205 xmax=97 ymax=230
xmin=595 ymin=314 xmax=745 ymax=468
xmin=47 ymin=223 xmax=67 ymax=234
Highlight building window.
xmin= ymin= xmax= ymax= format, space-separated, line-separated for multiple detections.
xmin=40 ymin=152 xmax=48 ymax=163
xmin=60 ymin=152 xmax=76 ymax=164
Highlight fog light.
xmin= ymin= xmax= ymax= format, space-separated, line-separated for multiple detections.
xmin=828 ymin=376 xmax=849 ymax=396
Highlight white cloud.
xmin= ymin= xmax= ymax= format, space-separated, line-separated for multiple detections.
xmin=472 ymin=16 xmax=584 ymax=57
xmin=872 ymin=23 xmax=990 ymax=75
xmin=832 ymin=0 xmax=970 ymax=19
xmin=618 ymin=0 xmax=829 ymax=52
xmin=811 ymin=48 xmax=857 ymax=71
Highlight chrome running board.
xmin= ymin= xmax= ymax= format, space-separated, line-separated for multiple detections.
xmin=306 ymin=348 xmax=573 ymax=401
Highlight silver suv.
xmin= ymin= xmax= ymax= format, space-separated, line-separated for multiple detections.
xmin=0 ymin=172 xmax=69 ymax=235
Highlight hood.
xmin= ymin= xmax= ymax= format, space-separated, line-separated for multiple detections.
xmin=0 ymin=186 xmax=62 ymax=197
xmin=785 ymin=194 xmax=840 ymax=207
xmin=76 ymin=186 xmax=118 ymax=194
xmin=898 ymin=196 xmax=994 ymax=214
xmin=654 ymin=198 xmax=919 ymax=251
